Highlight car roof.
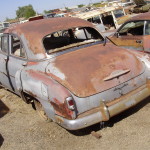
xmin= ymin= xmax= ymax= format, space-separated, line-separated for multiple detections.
xmin=129 ymin=12 xmax=150 ymax=21
xmin=5 ymin=17 xmax=93 ymax=38
xmin=4 ymin=17 xmax=94 ymax=59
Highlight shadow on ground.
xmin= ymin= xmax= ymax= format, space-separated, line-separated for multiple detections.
xmin=69 ymin=97 xmax=150 ymax=136
xmin=0 ymin=100 xmax=9 ymax=118
xmin=0 ymin=134 xmax=4 ymax=147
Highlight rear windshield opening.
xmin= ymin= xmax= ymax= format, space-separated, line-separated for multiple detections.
xmin=43 ymin=27 xmax=103 ymax=54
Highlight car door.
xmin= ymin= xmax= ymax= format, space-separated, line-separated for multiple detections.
xmin=0 ymin=34 xmax=13 ymax=89
xmin=7 ymin=34 xmax=27 ymax=95
xmin=109 ymin=20 xmax=145 ymax=51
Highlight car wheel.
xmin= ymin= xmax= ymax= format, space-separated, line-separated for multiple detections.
xmin=34 ymin=100 xmax=52 ymax=122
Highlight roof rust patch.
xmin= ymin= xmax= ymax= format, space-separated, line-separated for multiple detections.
xmin=4 ymin=17 xmax=94 ymax=56
xmin=46 ymin=43 xmax=144 ymax=97
xmin=128 ymin=12 xmax=150 ymax=21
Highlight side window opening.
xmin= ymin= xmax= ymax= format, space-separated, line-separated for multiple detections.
xmin=119 ymin=21 xmax=144 ymax=36
xmin=43 ymin=27 xmax=103 ymax=54
xmin=87 ymin=16 xmax=101 ymax=24
xmin=11 ymin=35 xmax=26 ymax=58
xmin=1 ymin=35 xmax=8 ymax=53
xmin=101 ymin=12 xmax=116 ymax=30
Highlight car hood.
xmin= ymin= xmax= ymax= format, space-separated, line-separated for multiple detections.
xmin=46 ymin=43 xmax=144 ymax=97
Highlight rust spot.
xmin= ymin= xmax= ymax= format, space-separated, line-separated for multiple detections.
xmin=128 ymin=12 xmax=150 ymax=21
xmin=27 ymin=62 xmax=39 ymax=65
xmin=4 ymin=17 xmax=94 ymax=55
xmin=47 ymin=43 xmax=144 ymax=97
xmin=55 ymin=116 xmax=64 ymax=124
xmin=26 ymin=70 xmax=73 ymax=119
xmin=50 ymin=100 xmax=73 ymax=119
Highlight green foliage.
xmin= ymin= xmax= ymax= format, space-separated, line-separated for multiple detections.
xmin=65 ymin=7 xmax=71 ymax=12
xmin=5 ymin=17 xmax=16 ymax=22
xmin=44 ymin=10 xmax=52 ymax=14
xmin=16 ymin=4 xmax=36 ymax=19
xmin=92 ymin=2 xmax=106 ymax=8
xmin=78 ymin=4 xmax=85 ymax=8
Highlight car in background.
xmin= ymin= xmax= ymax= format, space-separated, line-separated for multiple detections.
xmin=130 ymin=0 xmax=150 ymax=13
xmin=122 ymin=1 xmax=136 ymax=14
xmin=28 ymin=15 xmax=44 ymax=21
xmin=74 ymin=7 xmax=131 ymax=37
xmin=109 ymin=12 xmax=150 ymax=52
xmin=0 ymin=22 xmax=10 ymax=35
xmin=1 ymin=17 xmax=150 ymax=130
xmin=44 ymin=13 xmax=56 ymax=18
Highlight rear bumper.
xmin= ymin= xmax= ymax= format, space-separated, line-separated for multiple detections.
xmin=55 ymin=83 xmax=150 ymax=130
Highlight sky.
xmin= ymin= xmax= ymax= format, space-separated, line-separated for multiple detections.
xmin=0 ymin=0 xmax=100 ymax=21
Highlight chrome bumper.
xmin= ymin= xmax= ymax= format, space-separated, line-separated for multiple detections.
xmin=55 ymin=84 xmax=150 ymax=130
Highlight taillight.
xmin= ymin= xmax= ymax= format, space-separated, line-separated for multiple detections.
xmin=66 ymin=97 xmax=75 ymax=110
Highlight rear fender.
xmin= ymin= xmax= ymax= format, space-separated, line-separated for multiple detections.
xmin=21 ymin=69 xmax=76 ymax=119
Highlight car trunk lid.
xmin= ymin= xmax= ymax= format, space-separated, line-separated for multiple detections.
xmin=46 ymin=43 xmax=144 ymax=97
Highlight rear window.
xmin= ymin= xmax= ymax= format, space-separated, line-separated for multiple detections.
xmin=43 ymin=27 xmax=103 ymax=54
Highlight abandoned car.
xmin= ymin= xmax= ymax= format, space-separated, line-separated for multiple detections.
xmin=0 ymin=17 xmax=150 ymax=130
xmin=130 ymin=0 xmax=150 ymax=13
xmin=109 ymin=12 xmax=150 ymax=52
xmin=74 ymin=6 xmax=130 ymax=36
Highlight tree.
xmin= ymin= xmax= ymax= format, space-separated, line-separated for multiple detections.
xmin=43 ymin=10 xmax=52 ymax=14
xmin=16 ymin=5 xmax=36 ymax=19
xmin=65 ymin=7 xmax=71 ymax=12
xmin=78 ymin=4 xmax=85 ymax=8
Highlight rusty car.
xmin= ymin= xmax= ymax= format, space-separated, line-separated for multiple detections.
xmin=73 ymin=6 xmax=130 ymax=36
xmin=0 ymin=17 xmax=150 ymax=130
xmin=0 ymin=22 xmax=10 ymax=35
xmin=109 ymin=12 xmax=150 ymax=52
xmin=130 ymin=0 xmax=150 ymax=13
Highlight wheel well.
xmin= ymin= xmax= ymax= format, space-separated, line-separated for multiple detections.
xmin=21 ymin=91 xmax=35 ymax=104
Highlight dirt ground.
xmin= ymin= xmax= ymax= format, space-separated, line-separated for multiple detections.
xmin=0 ymin=88 xmax=149 ymax=150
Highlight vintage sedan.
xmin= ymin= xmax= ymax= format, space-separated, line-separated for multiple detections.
xmin=0 ymin=17 xmax=150 ymax=130
xmin=109 ymin=12 xmax=150 ymax=52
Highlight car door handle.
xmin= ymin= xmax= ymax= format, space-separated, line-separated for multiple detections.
xmin=136 ymin=40 xmax=142 ymax=44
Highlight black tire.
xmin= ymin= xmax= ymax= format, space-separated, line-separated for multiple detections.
xmin=34 ymin=100 xmax=52 ymax=122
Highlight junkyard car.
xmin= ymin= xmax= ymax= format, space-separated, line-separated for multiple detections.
xmin=109 ymin=12 xmax=150 ymax=52
xmin=0 ymin=17 xmax=150 ymax=130
xmin=0 ymin=22 xmax=10 ymax=35
xmin=130 ymin=0 xmax=150 ymax=13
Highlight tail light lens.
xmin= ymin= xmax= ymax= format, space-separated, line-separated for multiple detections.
xmin=66 ymin=97 xmax=75 ymax=110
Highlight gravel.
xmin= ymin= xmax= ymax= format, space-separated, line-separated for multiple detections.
xmin=0 ymin=88 xmax=149 ymax=150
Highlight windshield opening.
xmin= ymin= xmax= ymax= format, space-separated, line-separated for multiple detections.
xmin=43 ymin=27 xmax=103 ymax=54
